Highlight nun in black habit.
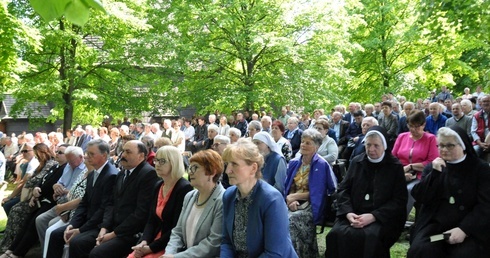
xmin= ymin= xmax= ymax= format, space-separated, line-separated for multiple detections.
xmin=408 ymin=125 xmax=490 ymax=258
xmin=325 ymin=126 xmax=407 ymax=258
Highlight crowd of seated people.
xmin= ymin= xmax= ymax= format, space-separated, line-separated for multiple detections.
xmin=0 ymin=86 xmax=489 ymax=257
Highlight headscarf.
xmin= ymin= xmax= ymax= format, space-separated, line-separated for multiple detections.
xmin=444 ymin=125 xmax=477 ymax=158
xmin=364 ymin=126 xmax=389 ymax=163
xmin=253 ymin=131 xmax=283 ymax=156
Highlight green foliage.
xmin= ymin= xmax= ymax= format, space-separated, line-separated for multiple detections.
xmin=8 ymin=0 xmax=167 ymax=130
xmin=29 ymin=0 xmax=105 ymax=26
xmin=0 ymin=0 xmax=41 ymax=90
xmin=148 ymin=0 xmax=356 ymax=113
xmin=2 ymin=0 xmax=490 ymax=125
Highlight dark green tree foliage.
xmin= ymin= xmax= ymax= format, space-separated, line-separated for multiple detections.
xmin=7 ymin=0 xmax=171 ymax=132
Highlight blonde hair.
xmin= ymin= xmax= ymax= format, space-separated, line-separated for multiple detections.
xmin=222 ymin=138 xmax=263 ymax=178
xmin=155 ymin=146 xmax=185 ymax=179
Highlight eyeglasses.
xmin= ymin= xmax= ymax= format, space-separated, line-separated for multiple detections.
xmin=188 ymin=164 xmax=199 ymax=175
xmin=437 ymin=143 xmax=457 ymax=150
xmin=154 ymin=158 xmax=168 ymax=165
xmin=56 ymin=151 xmax=65 ymax=155
xmin=408 ymin=124 xmax=423 ymax=129
xmin=21 ymin=149 xmax=33 ymax=153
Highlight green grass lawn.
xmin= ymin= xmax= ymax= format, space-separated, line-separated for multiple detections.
xmin=316 ymin=226 xmax=409 ymax=258
xmin=0 ymin=183 xmax=14 ymax=231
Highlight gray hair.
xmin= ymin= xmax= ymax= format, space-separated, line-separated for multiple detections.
xmin=248 ymin=120 xmax=262 ymax=131
xmin=301 ymin=129 xmax=323 ymax=146
xmin=363 ymin=116 xmax=379 ymax=126
xmin=214 ymin=135 xmax=230 ymax=144
xmin=65 ymin=146 xmax=84 ymax=157
xmin=86 ymin=139 xmax=110 ymax=156
xmin=228 ymin=128 xmax=241 ymax=137
xmin=261 ymin=115 xmax=272 ymax=123
xmin=208 ymin=124 xmax=219 ymax=132
xmin=287 ymin=117 xmax=299 ymax=124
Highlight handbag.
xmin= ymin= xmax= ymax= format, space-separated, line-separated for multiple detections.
xmin=20 ymin=187 xmax=34 ymax=202
xmin=332 ymin=159 xmax=346 ymax=184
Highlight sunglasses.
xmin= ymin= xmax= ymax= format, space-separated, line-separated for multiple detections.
xmin=56 ymin=151 xmax=65 ymax=155
xmin=21 ymin=149 xmax=33 ymax=153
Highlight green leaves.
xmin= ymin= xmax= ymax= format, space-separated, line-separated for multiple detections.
xmin=29 ymin=0 xmax=106 ymax=26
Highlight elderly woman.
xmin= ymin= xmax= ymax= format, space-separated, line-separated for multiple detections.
xmin=284 ymin=129 xmax=337 ymax=257
xmin=271 ymin=120 xmax=293 ymax=163
xmin=407 ymin=125 xmax=490 ymax=257
xmin=326 ymin=126 xmax=407 ymax=258
xmin=163 ymin=150 xmax=225 ymax=258
xmin=392 ymin=110 xmax=439 ymax=217
xmin=128 ymin=146 xmax=193 ymax=258
xmin=297 ymin=118 xmax=338 ymax=165
xmin=221 ymin=139 xmax=298 ymax=258
xmin=0 ymin=143 xmax=58 ymax=253
xmin=203 ymin=124 xmax=218 ymax=150
xmin=227 ymin=128 xmax=241 ymax=144
xmin=252 ymin=132 xmax=287 ymax=194
xmin=247 ymin=120 xmax=262 ymax=139
xmin=283 ymin=117 xmax=303 ymax=157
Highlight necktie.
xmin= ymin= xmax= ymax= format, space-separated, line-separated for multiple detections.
xmin=92 ymin=170 xmax=98 ymax=186
xmin=123 ymin=170 xmax=130 ymax=183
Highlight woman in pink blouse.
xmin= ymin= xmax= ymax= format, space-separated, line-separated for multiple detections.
xmin=392 ymin=110 xmax=439 ymax=217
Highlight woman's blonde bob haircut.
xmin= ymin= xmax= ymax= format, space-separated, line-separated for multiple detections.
xmin=155 ymin=145 xmax=185 ymax=179
xmin=222 ymin=138 xmax=264 ymax=178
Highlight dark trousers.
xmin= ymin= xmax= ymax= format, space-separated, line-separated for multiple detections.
xmin=47 ymin=225 xmax=137 ymax=258
xmin=2 ymin=196 xmax=20 ymax=216
xmin=46 ymin=225 xmax=69 ymax=258
xmin=11 ymin=202 xmax=55 ymax=256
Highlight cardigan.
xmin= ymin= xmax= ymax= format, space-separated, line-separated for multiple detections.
xmin=141 ymin=178 xmax=193 ymax=253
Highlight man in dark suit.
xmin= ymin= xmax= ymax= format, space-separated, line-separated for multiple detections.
xmin=90 ymin=140 xmax=158 ymax=257
xmin=283 ymin=117 xmax=303 ymax=157
xmin=47 ymin=139 xmax=118 ymax=258
xmin=234 ymin=112 xmax=248 ymax=138
xmin=74 ymin=126 xmax=92 ymax=152
xmin=341 ymin=110 xmax=364 ymax=159
xmin=331 ymin=112 xmax=350 ymax=157
xmin=342 ymin=102 xmax=357 ymax=124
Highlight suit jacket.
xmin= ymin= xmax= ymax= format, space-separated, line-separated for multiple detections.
xmin=76 ymin=134 xmax=92 ymax=152
xmin=165 ymin=183 xmax=225 ymax=258
xmin=283 ymin=129 xmax=303 ymax=157
xmin=221 ymin=180 xmax=298 ymax=258
xmin=139 ymin=178 xmax=192 ymax=253
xmin=332 ymin=120 xmax=350 ymax=146
xmin=70 ymin=162 xmax=118 ymax=233
xmin=102 ymin=161 xmax=158 ymax=237
xmin=343 ymin=113 xmax=353 ymax=123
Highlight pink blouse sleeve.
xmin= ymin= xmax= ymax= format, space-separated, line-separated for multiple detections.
xmin=421 ymin=133 xmax=439 ymax=166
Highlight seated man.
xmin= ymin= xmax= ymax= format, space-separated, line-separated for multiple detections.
xmin=46 ymin=140 xmax=118 ymax=258
xmin=62 ymin=140 xmax=157 ymax=258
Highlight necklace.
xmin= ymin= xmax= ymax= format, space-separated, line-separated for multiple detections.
xmin=196 ymin=184 xmax=218 ymax=206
